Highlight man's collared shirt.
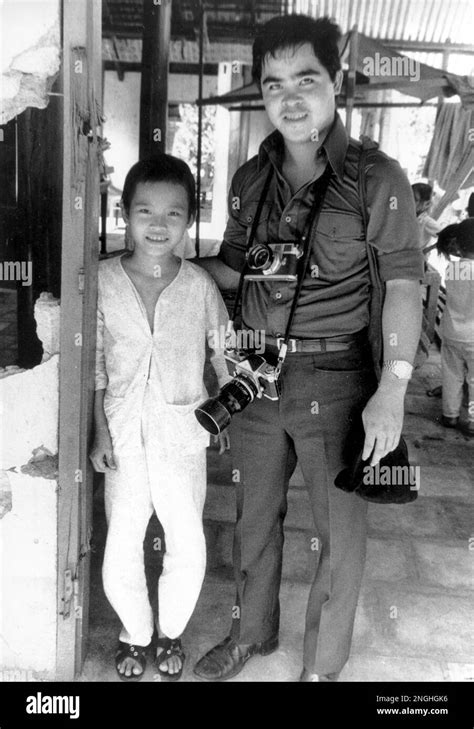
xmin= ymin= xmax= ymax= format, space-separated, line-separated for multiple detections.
xmin=218 ymin=113 xmax=424 ymax=339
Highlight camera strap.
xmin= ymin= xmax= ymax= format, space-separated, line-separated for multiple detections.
xmin=231 ymin=166 xmax=274 ymax=323
xmin=230 ymin=162 xmax=333 ymax=375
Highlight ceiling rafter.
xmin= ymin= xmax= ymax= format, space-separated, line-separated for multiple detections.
xmin=102 ymin=0 xmax=474 ymax=55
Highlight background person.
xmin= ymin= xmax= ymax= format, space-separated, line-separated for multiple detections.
xmin=438 ymin=219 xmax=474 ymax=437
xmin=412 ymin=182 xmax=443 ymax=256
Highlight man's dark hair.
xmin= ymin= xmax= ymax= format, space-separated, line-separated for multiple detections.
xmin=411 ymin=182 xmax=433 ymax=203
xmin=121 ymin=154 xmax=196 ymax=218
xmin=252 ymin=15 xmax=342 ymax=85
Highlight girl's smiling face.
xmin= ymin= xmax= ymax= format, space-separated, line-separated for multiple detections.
xmin=124 ymin=181 xmax=193 ymax=257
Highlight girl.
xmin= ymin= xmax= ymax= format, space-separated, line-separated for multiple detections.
xmin=90 ymin=155 xmax=230 ymax=680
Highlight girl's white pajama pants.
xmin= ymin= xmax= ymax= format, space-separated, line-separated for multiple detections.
xmin=102 ymin=410 xmax=207 ymax=647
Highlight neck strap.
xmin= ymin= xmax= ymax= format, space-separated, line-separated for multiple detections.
xmin=281 ymin=163 xmax=333 ymax=348
xmin=231 ymin=163 xmax=333 ymax=367
xmin=231 ymin=166 xmax=273 ymax=323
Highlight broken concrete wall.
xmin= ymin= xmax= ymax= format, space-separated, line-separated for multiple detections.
xmin=0 ymin=293 xmax=60 ymax=678
xmin=0 ymin=356 xmax=58 ymax=468
xmin=0 ymin=0 xmax=61 ymax=125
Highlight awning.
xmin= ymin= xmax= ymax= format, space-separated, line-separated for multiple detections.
xmin=196 ymin=32 xmax=472 ymax=109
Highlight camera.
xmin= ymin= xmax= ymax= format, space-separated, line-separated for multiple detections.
xmin=245 ymin=242 xmax=302 ymax=281
xmin=195 ymin=349 xmax=280 ymax=435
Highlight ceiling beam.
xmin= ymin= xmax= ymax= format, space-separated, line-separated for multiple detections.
xmin=102 ymin=26 xmax=474 ymax=55
xmin=380 ymin=39 xmax=474 ymax=54
xmin=103 ymin=60 xmax=219 ymax=75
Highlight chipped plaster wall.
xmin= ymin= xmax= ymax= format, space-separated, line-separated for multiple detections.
xmin=0 ymin=471 xmax=57 ymax=677
xmin=0 ymin=294 xmax=60 ymax=677
xmin=0 ymin=0 xmax=61 ymax=125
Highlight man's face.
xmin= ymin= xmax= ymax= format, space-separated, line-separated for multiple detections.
xmin=124 ymin=181 xmax=193 ymax=258
xmin=260 ymin=43 xmax=342 ymax=146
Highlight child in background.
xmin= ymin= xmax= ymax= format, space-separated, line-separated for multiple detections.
xmin=438 ymin=219 xmax=474 ymax=436
xmin=90 ymin=155 xmax=230 ymax=680
xmin=412 ymin=182 xmax=442 ymax=256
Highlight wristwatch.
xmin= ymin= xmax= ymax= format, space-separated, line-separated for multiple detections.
xmin=382 ymin=360 xmax=413 ymax=380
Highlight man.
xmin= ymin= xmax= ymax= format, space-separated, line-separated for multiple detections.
xmin=193 ymin=14 xmax=423 ymax=682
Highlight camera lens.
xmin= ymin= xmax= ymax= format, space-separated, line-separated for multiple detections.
xmin=247 ymin=243 xmax=274 ymax=271
xmin=195 ymin=375 xmax=259 ymax=435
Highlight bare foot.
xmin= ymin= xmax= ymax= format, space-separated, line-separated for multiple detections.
xmin=117 ymin=656 xmax=144 ymax=678
xmin=156 ymin=650 xmax=182 ymax=675
xmin=156 ymin=635 xmax=184 ymax=676
xmin=115 ymin=644 xmax=146 ymax=679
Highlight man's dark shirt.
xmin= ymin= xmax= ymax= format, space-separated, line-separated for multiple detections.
xmin=218 ymin=113 xmax=424 ymax=339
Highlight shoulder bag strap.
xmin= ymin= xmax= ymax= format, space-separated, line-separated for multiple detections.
xmin=358 ymin=137 xmax=384 ymax=380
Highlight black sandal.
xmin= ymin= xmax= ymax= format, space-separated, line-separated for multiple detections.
xmin=155 ymin=637 xmax=185 ymax=682
xmin=115 ymin=642 xmax=147 ymax=682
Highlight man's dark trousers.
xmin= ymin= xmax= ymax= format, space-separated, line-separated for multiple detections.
xmin=229 ymin=341 xmax=377 ymax=675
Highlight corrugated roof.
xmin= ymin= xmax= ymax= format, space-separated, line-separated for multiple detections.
xmin=104 ymin=0 xmax=473 ymax=48
xmin=288 ymin=0 xmax=473 ymax=46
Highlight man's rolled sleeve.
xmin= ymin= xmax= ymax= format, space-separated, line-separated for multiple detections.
xmin=366 ymin=154 xmax=424 ymax=282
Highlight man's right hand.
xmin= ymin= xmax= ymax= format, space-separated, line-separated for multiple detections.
xmin=192 ymin=256 xmax=240 ymax=290
xmin=89 ymin=429 xmax=117 ymax=472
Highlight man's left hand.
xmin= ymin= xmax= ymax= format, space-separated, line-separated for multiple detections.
xmin=361 ymin=385 xmax=405 ymax=466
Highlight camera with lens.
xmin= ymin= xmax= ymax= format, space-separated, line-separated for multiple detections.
xmin=195 ymin=347 xmax=280 ymax=436
xmin=245 ymin=242 xmax=302 ymax=281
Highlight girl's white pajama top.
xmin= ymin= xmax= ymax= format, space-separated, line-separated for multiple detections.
xmin=95 ymin=254 xmax=230 ymax=644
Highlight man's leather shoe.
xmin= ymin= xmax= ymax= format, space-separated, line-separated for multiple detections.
xmin=299 ymin=667 xmax=340 ymax=682
xmin=461 ymin=421 xmax=474 ymax=437
xmin=441 ymin=415 xmax=459 ymax=428
xmin=193 ymin=635 xmax=279 ymax=681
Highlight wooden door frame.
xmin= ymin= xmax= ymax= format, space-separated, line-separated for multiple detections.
xmin=56 ymin=0 xmax=102 ymax=681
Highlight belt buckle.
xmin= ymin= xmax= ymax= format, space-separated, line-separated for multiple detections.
xmin=276 ymin=337 xmax=297 ymax=353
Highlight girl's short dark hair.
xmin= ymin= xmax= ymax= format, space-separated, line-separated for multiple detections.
xmin=121 ymin=154 xmax=196 ymax=218
xmin=252 ymin=15 xmax=342 ymax=85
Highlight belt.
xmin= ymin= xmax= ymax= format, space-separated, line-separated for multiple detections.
xmin=266 ymin=333 xmax=364 ymax=353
